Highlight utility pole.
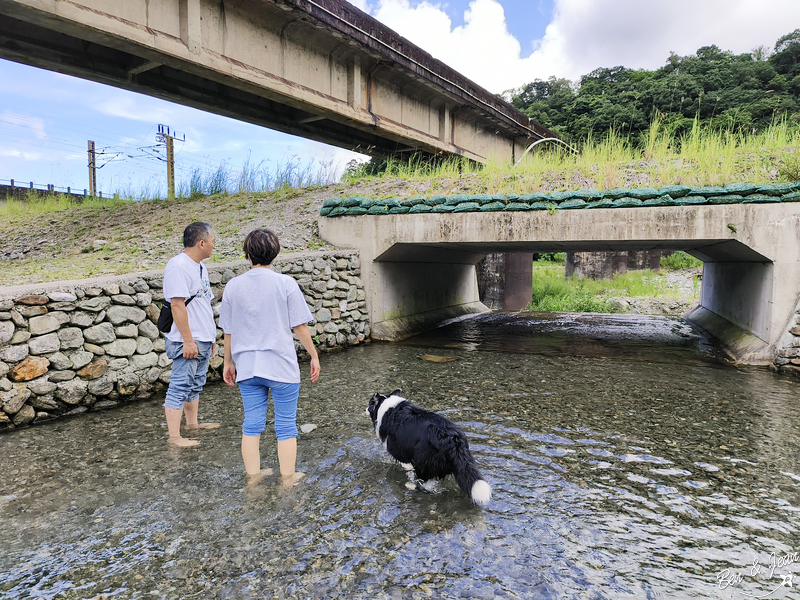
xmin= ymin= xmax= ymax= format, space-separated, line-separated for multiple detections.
xmin=156 ymin=124 xmax=185 ymax=200
xmin=87 ymin=140 xmax=97 ymax=197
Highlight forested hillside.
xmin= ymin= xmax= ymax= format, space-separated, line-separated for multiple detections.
xmin=506 ymin=29 xmax=800 ymax=144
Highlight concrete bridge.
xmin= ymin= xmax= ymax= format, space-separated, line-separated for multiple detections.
xmin=319 ymin=188 xmax=800 ymax=364
xmin=0 ymin=0 xmax=553 ymax=163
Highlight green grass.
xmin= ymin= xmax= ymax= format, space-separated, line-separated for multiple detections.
xmin=660 ymin=251 xmax=703 ymax=270
xmin=345 ymin=116 xmax=800 ymax=193
xmin=526 ymin=262 xmax=681 ymax=313
xmin=0 ymin=192 xmax=130 ymax=216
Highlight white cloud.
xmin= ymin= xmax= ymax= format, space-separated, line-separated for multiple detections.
xmin=0 ymin=148 xmax=45 ymax=161
xmin=359 ymin=0 xmax=800 ymax=93
xmin=96 ymin=95 xmax=187 ymax=124
xmin=0 ymin=110 xmax=47 ymax=143
xmin=536 ymin=0 xmax=800 ymax=80
xmin=372 ymin=0 xmax=525 ymax=93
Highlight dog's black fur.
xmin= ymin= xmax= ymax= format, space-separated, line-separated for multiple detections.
xmin=366 ymin=389 xmax=491 ymax=505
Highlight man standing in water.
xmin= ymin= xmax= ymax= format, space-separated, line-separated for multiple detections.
xmin=162 ymin=222 xmax=220 ymax=447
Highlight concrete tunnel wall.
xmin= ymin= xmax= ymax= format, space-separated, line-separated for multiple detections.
xmin=699 ymin=261 xmax=774 ymax=343
xmin=369 ymin=262 xmax=483 ymax=340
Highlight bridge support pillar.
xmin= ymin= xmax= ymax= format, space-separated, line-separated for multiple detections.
xmin=477 ymin=253 xmax=533 ymax=310
xmin=687 ymin=260 xmax=774 ymax=363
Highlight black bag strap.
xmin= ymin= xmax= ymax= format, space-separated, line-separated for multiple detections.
xmin=166 ymin=263 xmax=204 ymax=307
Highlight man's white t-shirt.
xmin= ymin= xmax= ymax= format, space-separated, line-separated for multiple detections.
xmin=163 ymin=252 xmax=216 ymax=343
xmin=219 ymin=267 xmax=313 ymax=384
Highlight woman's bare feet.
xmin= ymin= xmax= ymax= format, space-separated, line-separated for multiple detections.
xmin=245 ymin=468 xmax=274 ymax=485
xmin=281 ymin=472 xmax=305 ymax=489
xmin=185 ymin=422 xmax=220 ymax=430
xmin=168 ymin=436 xmax=200 ymax=447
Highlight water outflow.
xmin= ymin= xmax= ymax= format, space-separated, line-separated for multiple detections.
xmin=2 ymin=312 xmax=799 ymax=599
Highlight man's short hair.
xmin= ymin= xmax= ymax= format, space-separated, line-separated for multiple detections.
xmin=243 ymin=228 xmax=280 ymax=266
xmin=183 ymin=222 xmax=214 ymax=248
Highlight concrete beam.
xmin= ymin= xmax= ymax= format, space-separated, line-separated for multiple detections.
xmin=0 ymin=0 xmax=555 ymax=162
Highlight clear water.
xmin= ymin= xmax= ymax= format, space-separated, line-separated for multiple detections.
xmin=1 ymin=312 xmax=799 ymax=599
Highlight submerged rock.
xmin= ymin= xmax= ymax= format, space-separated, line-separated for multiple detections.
xmin=419 ymin=354 xmax=460 ymax=363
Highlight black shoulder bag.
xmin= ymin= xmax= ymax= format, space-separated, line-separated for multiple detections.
xmin=157 ymin=263 xmax=203 ymax=333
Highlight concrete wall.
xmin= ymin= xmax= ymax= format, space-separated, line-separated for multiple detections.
xmin=370 ymin=261 xmax=484 ymax=340
xmin=477 ymin=253 xmax=533 ymax=310
xmin=565 ymin=250 xmax=663 ymax=279
xmin=700 ymin=262 xmax=774 ymax=342
xmin=0 ymin=251 xmax=369 ymax=431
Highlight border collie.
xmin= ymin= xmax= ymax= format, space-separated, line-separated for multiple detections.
xmin=366 ymin=389 xmax=492 ymax=506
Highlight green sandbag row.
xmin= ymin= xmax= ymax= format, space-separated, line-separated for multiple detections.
xmin=321 ymin=182 xmax=800 ymax=216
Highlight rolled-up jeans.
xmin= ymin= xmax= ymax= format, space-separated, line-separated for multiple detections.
xmin=163 ymin=340 xmax=213 ymax=410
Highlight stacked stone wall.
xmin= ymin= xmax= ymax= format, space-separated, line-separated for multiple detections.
xmin=772 ymin=302 xmax=800 ymax=375
xmin=0 ymin=250 xmax=368 ymax=430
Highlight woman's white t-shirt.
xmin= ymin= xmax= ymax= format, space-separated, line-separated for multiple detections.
xmin=219 ymin=268 xmax=313 ymax=384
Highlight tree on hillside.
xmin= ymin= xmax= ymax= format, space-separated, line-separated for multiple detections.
xmin=506 ymin=30 xmax=800 ymax=145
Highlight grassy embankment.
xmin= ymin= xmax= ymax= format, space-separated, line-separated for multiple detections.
xmin=0 ymin=119 xmax=797 ymax=290
xmin=527 ymin=251 xmax=702 ymax=313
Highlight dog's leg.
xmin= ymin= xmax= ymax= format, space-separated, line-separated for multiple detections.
xmin=400 ymin=462 xmax=414 ymax=471
xmin=414 ymin=478 xmax=433 ymax=493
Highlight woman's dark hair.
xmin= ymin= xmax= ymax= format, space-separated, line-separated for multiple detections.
xmin=183 ymin=222 xmax=214 ymax=248
xmin=243 ymin=228 xmax=280 ymax=266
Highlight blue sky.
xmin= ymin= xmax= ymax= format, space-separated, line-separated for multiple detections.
xmin=439 ymin=0 xmax=554 ymax=52
xmin=1 ymin=0 xmax=798 ymax=197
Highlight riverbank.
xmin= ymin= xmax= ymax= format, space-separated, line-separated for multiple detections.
xmin=528 ymin=260 xmax=701 ymax=317
xmin=605 ymin=268 xmax=701 ymax=316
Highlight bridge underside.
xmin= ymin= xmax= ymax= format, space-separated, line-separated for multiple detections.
xmin=371 ymin=240 xmax=774 ymax=361
xmin=0 ymin=0 xmax=551 ymax=162
xmin=320 ymin=206 xmax=800 ymax=364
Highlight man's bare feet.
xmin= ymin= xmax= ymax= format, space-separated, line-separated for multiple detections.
xmin=245 ymin=468 xmax=274 ymax=485
xmin=168 ymin=436 xmax=200 ymax=447
xmin=185 ymin=422 xmax=220 ymax=430
xmin=281 ymin=471 xmax=305 ymax=489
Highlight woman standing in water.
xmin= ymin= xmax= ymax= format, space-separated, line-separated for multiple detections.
xmin=220 ymin=228 xmax=320 ymax=487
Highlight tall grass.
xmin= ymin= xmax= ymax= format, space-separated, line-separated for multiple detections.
xmin=180 ymin=155 xmax=341 ymax=198
xmin=2 ymin=155 xmax=343 ymax=216
xmin=345 ymin=116 xmax=800 ymax=192
xmin=526 ymin=263 xmax=676 ymax=313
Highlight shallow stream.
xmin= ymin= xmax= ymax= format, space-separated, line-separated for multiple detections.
xmin=2 ymin=312 xmax=799 ymax=599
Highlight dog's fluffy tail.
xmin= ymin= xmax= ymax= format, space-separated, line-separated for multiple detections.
xmin=451 ymin=437 xmax=492 ymax=506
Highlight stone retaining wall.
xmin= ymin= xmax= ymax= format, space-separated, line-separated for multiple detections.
xmin=0 ymin=250 xmax=369 ymax=431
xmin=772 ymin=300 xmax=800 ymax=375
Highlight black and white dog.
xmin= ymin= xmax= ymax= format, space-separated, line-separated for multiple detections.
xmin=366 ymin=389 xmax=491 ymax=506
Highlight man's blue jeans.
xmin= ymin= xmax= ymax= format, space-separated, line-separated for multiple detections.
xmin=163 ymin=340 xmax=213 ymax=410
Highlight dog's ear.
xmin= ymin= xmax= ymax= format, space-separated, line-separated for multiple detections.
xmin=390 ymin=388 xmax=402 ymax=397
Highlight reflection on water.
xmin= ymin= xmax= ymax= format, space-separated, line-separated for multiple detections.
xmin=1 ymin=312 xmax=799 ymax=599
